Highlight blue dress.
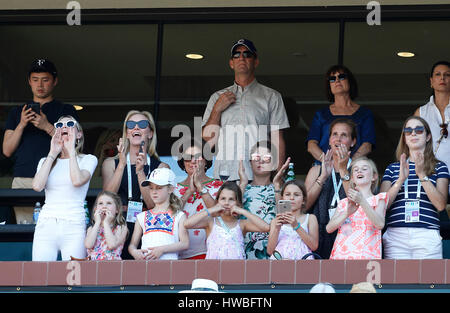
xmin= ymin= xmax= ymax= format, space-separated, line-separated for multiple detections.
xmin=306 ymin=106 xmax=376 ymax=156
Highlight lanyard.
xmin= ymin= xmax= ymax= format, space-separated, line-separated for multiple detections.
xmin=331 ymin=158 xmax=352 ymax=208
xmin=126 ymin=153 xmax=151 ymax=201
xmin=403 ymin=159 xmax=421 ymax=200
xmin=404 ymin=178 xmax=421 ymax=200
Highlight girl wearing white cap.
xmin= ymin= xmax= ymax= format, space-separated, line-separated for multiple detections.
xmin=128 ymin=168 xmax=189 ymax=260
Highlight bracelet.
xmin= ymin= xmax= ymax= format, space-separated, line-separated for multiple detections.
xmin=293 ymin=222 xmax=301 ymax=231
xmin=205 ymin=208 xmax=211 ymax=217
xmin=47 ymin=154 xmax=55 ymax=161
xmin=274 ymin=189 xmax=281 ymax=193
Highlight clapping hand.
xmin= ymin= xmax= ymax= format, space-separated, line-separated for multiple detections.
xmin=49 ymin=128 xmax=63 ymax=156
xmin=273 ymin=157 xmax=291 ymax=189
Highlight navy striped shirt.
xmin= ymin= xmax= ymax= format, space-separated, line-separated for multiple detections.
xmin=382 ymin=161 xmax=449 ymax=230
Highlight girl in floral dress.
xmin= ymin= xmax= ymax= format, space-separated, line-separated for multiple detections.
xmin=327 ymin=157 xmax=388 ymax=259
xmin=267 ymin=180 xmax=319 ymax=260
xmin=184 ymin=181 xmax=270 ymax=259
xmin=85 ymin=191 xmax=128 ymax=260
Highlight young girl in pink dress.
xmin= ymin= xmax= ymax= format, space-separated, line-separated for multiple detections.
xmin=327 ymin=157 xmax=388 ymax=259
xmin=184 ymin=181 xmax=270 ymax=259
xmin=267 ymin=180 xmax=319 ymax=260
xmin=85 ymin=191 xmax=128 ymax=260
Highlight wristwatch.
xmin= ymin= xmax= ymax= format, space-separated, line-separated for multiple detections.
xmin=419 ymin=176 xmax=429 ymax=182
xmin=200 ymin=187 xmax=208 ymax=195
xmin=341 ymin=173 xmax=350 ymax=181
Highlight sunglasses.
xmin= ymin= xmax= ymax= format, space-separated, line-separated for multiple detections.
xmin=54 ymin=120 xmax=76 ymax=128
xmin=126 ymin=120 xmax=150 ymax=130
xmin=403 ymin=126 xmax=425 ymax=135
xmin=440 ymin=123 xmax=448 ymax=139
xmin=182 ymin=153 xmax=203 ymax=162
xmin=251 ymin=153 xmax=272 ymax=163
xmin=232 ymin=50 xmax=255 ymax=59
xmin=328 ymin=73 xmax=348 ymax=83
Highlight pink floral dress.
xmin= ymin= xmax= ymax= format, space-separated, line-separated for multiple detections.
xmin=174 ymin=179 xmax=223 ymax=259
xmin=86 ymin=225 xmax=124 ymax=260
xmin=270 ymin=214 xmax=313 ymax=260
xmin=206 ymin=217 xmax=246 ymax=259
xmin=330 ymin=193 xmax=388 ymax=260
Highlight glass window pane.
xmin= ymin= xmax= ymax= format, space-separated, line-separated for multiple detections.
xmin=0 ymin=24 xmax=158 ymax=183
xmin=344 ymin=20 xmax=450 ymax=170
xmin=160 ymin=22 xmax=340 ymax=175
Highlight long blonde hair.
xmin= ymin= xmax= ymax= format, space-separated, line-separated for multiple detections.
xmin=121 ymin=110 xmax=159 ymax=158
xmin=395 ymin=116 xmax=438 ymax=176
xmin=168 ymin=193 xmax=183 ymax=214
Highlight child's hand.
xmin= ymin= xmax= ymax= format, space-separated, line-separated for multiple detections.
xmin=144 ymin=246 xmax=164 ymax=260
xmin=209 ymin=204 xmax=224 ymax=217
xmin=274 ymin=214 xmax=285 ymax=228
xmin=282 ymin=212 xmax=297 ymax=228
xmin=347 ymin=187 xmax=363 ymax=204
xmin=231 ymin=205 xmax=245 ymax=217
xmin=93 ymin=209 xmax=103 ymax=224
xmin=104 ymin=210 xmax=115 ymax=224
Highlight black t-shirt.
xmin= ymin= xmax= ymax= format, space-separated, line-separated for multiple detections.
xmin=114 ymin=156 xmax=161 ymax=208
xmin=4 ymin=100 xmax=79 ymax=178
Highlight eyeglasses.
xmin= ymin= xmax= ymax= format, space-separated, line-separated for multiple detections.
xmin=126 ymin=120 xmax=150 ymax=130
xmin=251 ymin=153 xmax=272 ymax=163
xmin=182 ymin=153 xmax=203 ymax=162
xmin=54 ymin=120 xmax=76 ymax=128
xmin=440 ymin=123 xmax=448 ymax=139
xmin=403 ymin=126 xmax=425 ymax=135
xmin=231 ymin=50 xmax=255 ymax=59
xmin=328 ymin=73 xmax=348 ymax=83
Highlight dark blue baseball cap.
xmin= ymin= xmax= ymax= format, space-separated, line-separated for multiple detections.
xmin=28 ymin=58 xmax=58 ymax=78
xmin=230 ymin=38 xmax=257 ymax=57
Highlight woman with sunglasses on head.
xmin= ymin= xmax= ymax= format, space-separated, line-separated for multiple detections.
xmin=31 ymin=115 xmax=98 ymax=261
xmin=380 ymin=116 xmax=449 ymax=259
xmin=237 ymin=140 xmax=286 ymax=259
xmin=306 ymin=65 xmax=376 ymax=164
xmin=414 ymin=61 xmax=450 ymax=197
xmin=101 ymin=110 xmax=168 ymax=259
xmin=173 ymin=139 xmax=223 ymax=260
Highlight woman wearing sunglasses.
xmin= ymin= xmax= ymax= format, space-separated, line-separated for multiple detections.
xmin=173 ymin=139 xmax=222 ymax=259
xmin=237 ymin=140 xmax=291 ymax=259
xmin=306 ymin=65 xmax=376 ymax=165
xmin=414 ymin=61 xmax=450 ymax=197
xmin=101 ymin=110 xmax=168 ymax=259
xmin=380 ymin=116 xmax=449 ymax=259
xmin=31 ymin=115 xmax=98 ymax=261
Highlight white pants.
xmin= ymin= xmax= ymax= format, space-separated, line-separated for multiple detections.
xmin=382 ymin=227 xmax=442 ymax=259
xmin=32 ymin=217 xmax=86 ymax=261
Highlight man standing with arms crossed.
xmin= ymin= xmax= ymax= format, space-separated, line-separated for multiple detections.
xmin=202 ymin=39 xmax=289 ymax=181
xmin=2 ymin=59 xmax=78 ymax=223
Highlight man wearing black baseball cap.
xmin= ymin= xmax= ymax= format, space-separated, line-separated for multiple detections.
xmin=201 ymin=39 xmax=289 ymax=182
xmin=2 ymin=58 xmax=78 ymax=223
